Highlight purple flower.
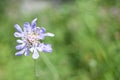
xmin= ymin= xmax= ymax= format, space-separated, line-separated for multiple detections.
xmin=14 ymin=18 xmax=55 ymax=59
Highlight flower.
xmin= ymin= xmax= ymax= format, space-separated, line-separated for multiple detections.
xmin=14 ymin=18 xmax=55 ymax=59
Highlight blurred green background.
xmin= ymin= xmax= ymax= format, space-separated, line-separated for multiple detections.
xmin=0 ymin=0 xmax=120 ymax=80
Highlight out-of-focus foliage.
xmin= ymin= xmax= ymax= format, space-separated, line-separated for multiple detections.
xmin=0 ymin=0 xmax=120 ymax=80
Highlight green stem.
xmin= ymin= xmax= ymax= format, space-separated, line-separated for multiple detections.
xmin=41 ymin=53 xmax=59 ymax=80
xmin=34 ymin=59 xmax=38 ymax=80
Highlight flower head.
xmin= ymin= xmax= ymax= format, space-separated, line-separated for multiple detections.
xmin=14 ymin=18 xmax=54 ymax=59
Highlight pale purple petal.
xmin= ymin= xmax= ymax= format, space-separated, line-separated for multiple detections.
xmin=16 ymin=40 xmax=23 ymax=43
xmin=14 ymin=32 xmax=23 ymax=37
xmin=30 ymin=47 xmax=34 ymax=52
xmin=38 ymin=34 xmax=45 ymax=40
xmin=15 ymin=49 xmax=25 ymax=56
xmin=37 ymin=47 xmax=42 ymax=52
xmin=44 ymin=33 xmax=55 ymax=37
xmin=14 ymin=24 xmax=23 ymax=32
xmin=31 ymin=18 xmax=37 ymax=29
xmin=40 ymin=27 xmax=46 ymax=33
xmin=36 ymin=27 xmax=41 ymax=33
xmin=43 ymin=44 xmax=52 ymax=53
xmin=36 ymin=27 xmax=46 ymax=33
xmin=24 ymin=48 xmax=30 ymax=56
xmin=37 ymin=43 xmax=43 ymax=52
xmin=36 ymin=29 xmax=45 ymax=40
xmin=32 ymin=49 xmax=39 ymax=59
xmin=16 ymin=43 xmax=26 ymax=50
xmin=24 ymin=22 xmax=31 ymax=32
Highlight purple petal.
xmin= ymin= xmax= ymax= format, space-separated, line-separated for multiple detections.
xmin=14 ymin=24 xmax=23 ymax=32
xmin=36 ymin=27 xmax=45 ymax=40
xmin=38 ymin=34 xmax=45 ymax=40
xmin=44 ymin=33 xmax=55 ymax=37
xmin=36 ymin=27 xmax=46 ymax=33
xmin=24 ymin=22 xmax=31 ymax=32
xmin=15 ymin=49 xmax=25 ymax=56
xmin=24 ymin=48 xmax=30 ymax=56
xmin=37 ymin=43 xmax=43 ymax=52
xmin=30 ymin=47 xmax=34 ymax=52
xmin=32 ymin=49 xmax=39 ymax=59
xmin=37 ymin=47 xmax=42 ymax=52
xmin=31 ymin=18 xmax=37 ymax=29
xmin=43 ymin=44 xmax=52 ymax=53
xmin=40 ymin=27 xmax=46 ymax=33
xmin=36 ymin=27 xmax=41 ymax=33
xmin=16 ymin=40 xmax=23 ymax=43
xmin=14 ymin=32 xmax=23 ymax=37
xmin=16 ymin=43 xmax=26 ymax=50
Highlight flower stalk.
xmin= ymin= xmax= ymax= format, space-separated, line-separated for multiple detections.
xmin=41 ymin=53 xmax=59 ymax=80
xmin=34 ymin=59 xmax=37 ymax=80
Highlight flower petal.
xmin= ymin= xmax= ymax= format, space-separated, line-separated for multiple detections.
xmin=38 ymin=34 xmax=45 ymax=40
xmin=24 ymin=22 xmax=31 ymax=32
xmin=40 ymin=27 xmax=46 ymax=33
xmin=31 ymin=18 xmax=37 ymax=29
xmin=15 ymin=49 xmax=25 ymax=56
xmin=14 ymin=32 xmax=23 ymax=37
xmin=36 ymin=27 xmax=46 ymax=33
xmin=16 ymin=40 xmax=23 ymax=43
xmin=30 ymin=47 xmax=34 ymax=52
xmin=43 ymin=44 xmax=52 ymax=53
xmin=14 ymin=24 xmax=23 ymax=32
xmin=36 ymin=28 xmax=45 ymax=40
xmin=37 ymin=43 xmax=43 ymax=52
xmin=24 ymin=48 xmax=30 ymax=56
xmin=37 ymin=47 xmax=42 ymax=52
xmin=44 ymin=33 xmax=55 ymax=37
xmin=32 ymin=49 xmax=39 ymax=59
xmin=16 ymin=43 xmax=26 ymax=50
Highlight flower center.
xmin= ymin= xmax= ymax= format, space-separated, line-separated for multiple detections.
xmin=26 ymin=32 xmax=39 ymax=45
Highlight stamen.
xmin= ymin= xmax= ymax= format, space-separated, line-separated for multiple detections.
xmin=26 ymin=32 xmax=39 ymax=46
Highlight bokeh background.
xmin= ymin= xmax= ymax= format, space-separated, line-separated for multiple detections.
xmin=0 ymin=0 xmax=120 ymax=80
